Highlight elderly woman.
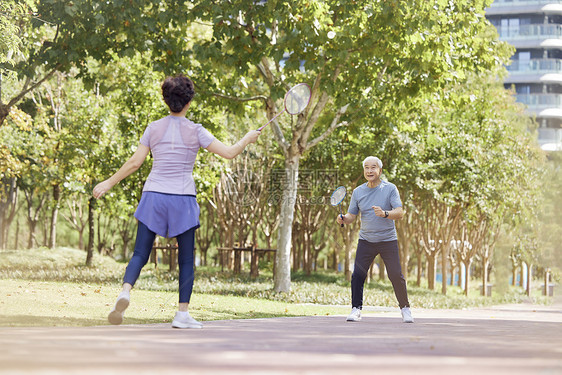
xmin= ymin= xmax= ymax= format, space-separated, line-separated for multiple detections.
xmin=93 ymin=75 xmax=260 ymax=328
xmin=336 ymin=156 xmax=413 ymax=323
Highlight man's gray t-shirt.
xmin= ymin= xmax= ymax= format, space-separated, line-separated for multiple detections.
xmin=347 ymin=181 xmax=403 ymax=243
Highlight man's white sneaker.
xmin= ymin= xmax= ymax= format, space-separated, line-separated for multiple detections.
xmin=171 ymin=311 xmax=203 ymax=329
xmin=346 ymin=307 xmax=362 ymax=322
xmin=108 ymin=291 xmax=130 ymax=325
xmin=401 ymin=307 xmax=414 ymax=323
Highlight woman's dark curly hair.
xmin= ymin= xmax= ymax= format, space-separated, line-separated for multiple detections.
xmin=161 ymin=75 xmax=195 ymax=113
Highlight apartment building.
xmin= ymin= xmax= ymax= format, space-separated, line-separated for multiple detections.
xmin=487 ymin=0 xmax=562 ymax=151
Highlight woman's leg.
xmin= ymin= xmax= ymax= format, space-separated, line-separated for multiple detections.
xmin=176 ymin=227 xmax=196 ymax=310
xmin=109 ymin=221 xmax=155 ymax=325
xmin=171 ymin=227 xmax=202 ymax=328
xmin=378 ymin=240 xmax=410 ymax=308
xmin=122 ymin=221 xmax=156 ymax=288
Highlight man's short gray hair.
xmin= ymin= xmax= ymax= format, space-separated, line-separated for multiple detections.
xmin=362 ymin=156 xmax=383 ymax=169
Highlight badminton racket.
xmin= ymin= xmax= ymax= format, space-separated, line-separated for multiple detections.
xmin=330 ymin=186 xmax=347 ymax=227
xmin=258 ymin=83 xmax=311 ymax=131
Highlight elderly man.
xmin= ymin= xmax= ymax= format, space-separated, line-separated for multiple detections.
xmin=336 ymin=156 xmax=413 ymax=323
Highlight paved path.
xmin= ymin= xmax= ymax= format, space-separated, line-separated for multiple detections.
xmin=1 ymin=303 xmax=561 ymax=375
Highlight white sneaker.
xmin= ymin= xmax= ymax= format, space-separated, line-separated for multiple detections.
xmin=108 ymin=291 xmax=130 ymax=325
xmin=401 ymin=307 xmax=414 ymax=323
xmin=346 ymin=307 xmax=362 ymax=322
xmin=171 ymin=311 xmax=203 ymax=329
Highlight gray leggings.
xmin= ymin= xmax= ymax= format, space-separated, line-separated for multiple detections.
xmin=351 ymin=239 xmax=410 ymax=309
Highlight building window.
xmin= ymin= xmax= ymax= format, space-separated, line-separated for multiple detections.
xmin=516 ymin=85 xmax=531 ymax=94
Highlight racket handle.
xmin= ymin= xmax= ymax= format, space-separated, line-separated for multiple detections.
xmin=340 ymin=214 xmax=344 ymax=227
xmin=340 ymin=223 xmax=344 ymax=227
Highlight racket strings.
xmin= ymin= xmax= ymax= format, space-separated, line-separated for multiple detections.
xmin=285 ymin=84 xmax=311 ymax=115
xmin=330 ymin=187 xmax=346 ymax=206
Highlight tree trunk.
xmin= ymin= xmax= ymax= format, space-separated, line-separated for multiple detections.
xmin=427 ymin=254 xmax=436 ymax=290
xmin=416 ymin=253 xmax=423 ymax=287
xmin=86 ymin=197 xmax=95 ymax=266
xmin=400 ymin=246 xmax=410 ymax=281
xmin=463 ymin=260 xmax=471 ymax=296
xmin=332 ymin=244 xmax=339 ymax=272
xmin=396 ymin=216 xmax=412 ymax=279
xmin=49 ymin=184 xmax=61 ymax=249
xmin=77 ymin=228 xmax=84 ymax=250
xmin=0 ymin=104 xmax=9 ymax=127
xmin=14 ymin=219 xmax=19 ymax=249
xmin=450 ymin=264 xmax=456 ymax=286
xmin=122 ymin=237 xmax=131 ymax=260
xmin=526 ymin=263 xmax=532 ymax=296
xmin=344 ymin=237 xmax=354 ymax=282
xmin=0 ymin=209 xmax=6 ymax=249
xmin=379 ymin=258 xmax=386 ymax=280
xmin=27 ymin=220 xmax=37 ymax=249
xmin=42 ymin=216 xmax=49 ymax=247
xmin=481 ymin=256 xmax=489 ymax=296
xmin=304 ymin=232 xmax=312 ymax=276
xmin=0 ymin=177 xmax=18 ymax=249
xmin=24 ymin=190 xmax=47 ymax=249
xmin=441 ymin=243 xmax=448 ymax=295
xmin=274 ymin=157 xmax=299 ymax=292
xmin=291 ymin=226 xmax=300 ymax=272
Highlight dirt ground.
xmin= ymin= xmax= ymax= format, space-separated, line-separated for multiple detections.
xmin=0 ymin=302 xmax=561 ymax=375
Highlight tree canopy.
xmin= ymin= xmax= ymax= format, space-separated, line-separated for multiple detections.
xmin=0 ymin=0 xmax=556 ymax=291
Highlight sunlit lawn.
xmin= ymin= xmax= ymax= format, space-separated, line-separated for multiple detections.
xmin=0 ymin=247 xmax=551 ymax=327
xmin=0 ymin=279 xmax=350 ymax=327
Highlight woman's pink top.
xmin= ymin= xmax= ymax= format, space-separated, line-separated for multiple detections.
xmin=139 ymin=115 xmax=215 ymax=195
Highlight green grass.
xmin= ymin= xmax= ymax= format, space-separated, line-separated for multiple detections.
xmin=0 ymin=279 xmax=349 ymax=327
xmin=0 ymin=247 xmax=552 ymax=327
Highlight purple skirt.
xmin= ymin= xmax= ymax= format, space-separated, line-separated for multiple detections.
xmin=134 ymin=192 xmax=200 ymax=238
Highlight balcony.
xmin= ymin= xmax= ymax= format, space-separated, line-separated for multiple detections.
xmin=496 ymin=24 xmax=562 ymax=40
xmin=490 ymin=0 xmax=562 ymax=6
xmin=516 ymin=93 xmax=562 ymax=110
xmin=486 ymin=1 xmax=562 ymax=15
xmin=507 ymin=58 xmax=562 ymax=74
